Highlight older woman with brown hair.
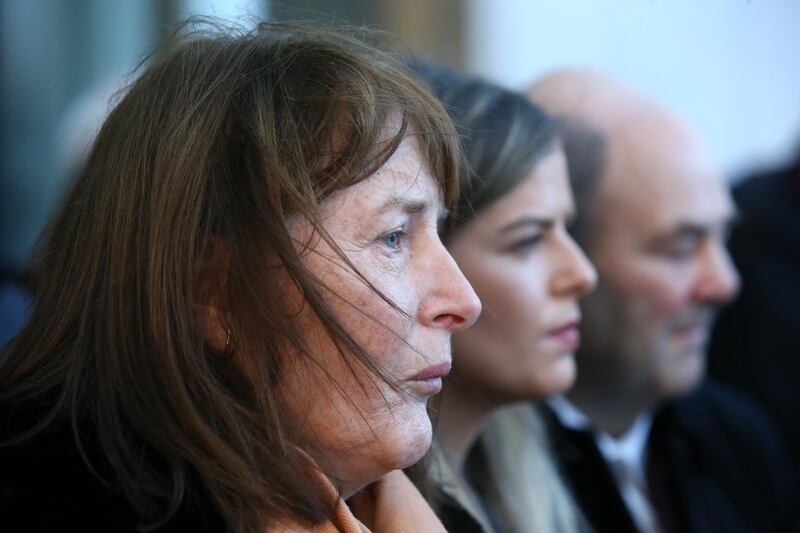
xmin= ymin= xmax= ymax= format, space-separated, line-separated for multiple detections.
xmin=0 ymin=21 xmax=480 ymax=532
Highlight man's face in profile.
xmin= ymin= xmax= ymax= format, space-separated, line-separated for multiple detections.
xmin=577 ymin=114 xmax=740 ymax=402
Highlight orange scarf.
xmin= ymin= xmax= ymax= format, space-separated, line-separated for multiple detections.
xmin=272 ymin=469 xmax=446 ymax=532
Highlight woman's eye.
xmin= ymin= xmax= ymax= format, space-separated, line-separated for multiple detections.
xmin=509 ymin=234 xmax=543 ymax=253
xmin=381 ymin=229 xmax=407 ymax=251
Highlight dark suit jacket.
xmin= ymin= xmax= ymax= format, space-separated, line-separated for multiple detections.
xmin=543 ymin=381 xmax=798 ymax=533
xmin=709 ymin=164 xmax=800 ymax=476
xmin=437 ymin=492 xmax=486 ymax=533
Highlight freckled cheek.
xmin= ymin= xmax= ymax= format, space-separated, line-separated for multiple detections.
xmin=334 ymin=274 xmax=415 ymax=366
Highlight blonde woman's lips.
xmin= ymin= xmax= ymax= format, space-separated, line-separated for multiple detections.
xmin=548 ymin=320 xmax=581 ymax=350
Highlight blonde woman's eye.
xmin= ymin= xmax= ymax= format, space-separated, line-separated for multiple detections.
xmin=510 ymin=234 xmax=543 ymax=253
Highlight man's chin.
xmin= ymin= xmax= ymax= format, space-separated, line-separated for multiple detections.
xmin=658 ymin=348 xmax=706 ymax=398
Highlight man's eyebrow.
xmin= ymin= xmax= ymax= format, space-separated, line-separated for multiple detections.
xmin=670 ymin=223 xmax=710 ymax=238
xmin=647 ymin=221 xmax=720 ymax=248
xmin=643 ymin=212 xmax=738 ymax=251
xmin=499 ymin=216 xmax=552 ymax=235
xmin=642 ymin=223 xmax=705 ymax=251
xmin=668 ymin=214 xmax=737 ymax=238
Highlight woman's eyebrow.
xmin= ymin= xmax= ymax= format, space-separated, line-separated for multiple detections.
xmin=499 ymin=216 xmax=551 ymax=235
xmin=377 ymin=196 xmax=435 ymax=216
xmin=374 ymin=190 xmax=446 ymax=223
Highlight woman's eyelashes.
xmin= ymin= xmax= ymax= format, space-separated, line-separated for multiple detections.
xmin=377 ymin=226 xmax=409 ymax=254
xmin=508 ymin=232 xmax=544 ymax=254
xmin=373 ymin=211 xmax=442 ymax=257
xmin=500 ymin=217 xmax=555 ymax=255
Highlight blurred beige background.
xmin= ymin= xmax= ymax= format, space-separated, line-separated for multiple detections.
xmin=3 ymin=0 xmax=799 ymax=270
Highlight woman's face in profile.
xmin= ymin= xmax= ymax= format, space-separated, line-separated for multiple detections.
xmin=447 ymin=148 xmax=597 ymax=403
xmin=281 ymin=137 xmax=481 ymax=498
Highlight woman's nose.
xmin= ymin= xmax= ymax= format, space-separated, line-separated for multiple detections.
xmin=418 ymin=241 xmax=482 ymax=332
xmin=551 ymin=233 xmax=597 ymax=298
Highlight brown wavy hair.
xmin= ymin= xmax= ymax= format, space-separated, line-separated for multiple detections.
xmin=0 ymin=19 xmax=460 ymax=532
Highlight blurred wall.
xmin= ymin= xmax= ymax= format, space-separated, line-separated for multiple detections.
xmin=0 ymin=0 xmax=160 ymax=271
xmin=465 ymin=0 xmax=800 ymax=178
xmin=2 ymin=0 xmax=798 ymax=270
xmin=270 ymin=0 xmax=466 ymax=68
xmin=0 ymin=0 xmax=267 ymax=271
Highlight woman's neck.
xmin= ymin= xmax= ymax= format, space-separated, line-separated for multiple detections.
xmin=436 ymin=378 xmax=499 ymax=473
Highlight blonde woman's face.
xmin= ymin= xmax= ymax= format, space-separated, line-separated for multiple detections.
xmin=282 ymin=137 xmax=481 ymax=498
xmin=447 ymin=149 xmax=596 ymax=402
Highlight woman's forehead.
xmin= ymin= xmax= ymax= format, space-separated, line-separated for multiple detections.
xmin=286 ymin=138 xmax=442 ymax=240
xmin=328 ymin=138 xmax=440 ymax=213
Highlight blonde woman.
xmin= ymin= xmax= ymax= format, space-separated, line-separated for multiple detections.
xmin=413 ymin=62 xmax=596 ymax=533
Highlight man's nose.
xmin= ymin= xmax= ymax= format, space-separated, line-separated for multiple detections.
xmin=692 ymin=241 xmax=740 ymax=305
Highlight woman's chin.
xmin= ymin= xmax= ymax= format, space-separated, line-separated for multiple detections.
xmin=521 ymin=353 xmax=577 ymax=399
xmin=380 ymin=402 xmax=433 ymax=471
xmin=544 ymin=353 xmax=578 ymax=396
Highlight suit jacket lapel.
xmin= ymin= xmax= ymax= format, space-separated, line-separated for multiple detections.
xmin=542 ymin=405 xmax=640 ymax=533
xmin=648 ymin=402 xmax=752 ymax=533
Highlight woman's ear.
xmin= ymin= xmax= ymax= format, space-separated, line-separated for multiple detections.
xmin=200 ymin=301 xmax=231 ymax=354
xmin=196 ymin=239 xmax=233 ymax=354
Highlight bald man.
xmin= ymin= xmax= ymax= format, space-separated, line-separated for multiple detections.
xmin=529 ymin=70 xmax=796 ymax=533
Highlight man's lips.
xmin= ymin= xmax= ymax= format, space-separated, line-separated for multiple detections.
xmin=670 ymin=320 xmax=711 ymax=344
xmin=670 ymin=310 xmax=716 ymax=341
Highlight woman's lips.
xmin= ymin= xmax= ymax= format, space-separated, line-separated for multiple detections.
xmin=548 ymin=320 xmax=581 ymax=350
xmin=408 ymin=361 xmax=452 ymax=381
xmin=406 ymin=361 xmax=452 ymax=395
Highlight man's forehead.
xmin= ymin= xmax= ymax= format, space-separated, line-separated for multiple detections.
xmin=598 ymin=173 xmax=733 ymax=242
xmin=602 ymin=107 xmax=725 ymax=203
xmin=597 ymin=161 xmax=731 ymax=245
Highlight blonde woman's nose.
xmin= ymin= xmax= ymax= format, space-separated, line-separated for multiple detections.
xmin=551 ymin=234 xmax=597 ymax=298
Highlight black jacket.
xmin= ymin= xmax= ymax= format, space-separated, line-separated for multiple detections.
xmin=709 ymin=163 xmax=800 ymax=477
xmin=0 ymin=400 xmax=227 ymax=532
xmin=437 ymin=492 xmax=486 ymax=533
xmin=543 ymin=381 xmax=798 ymax=533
